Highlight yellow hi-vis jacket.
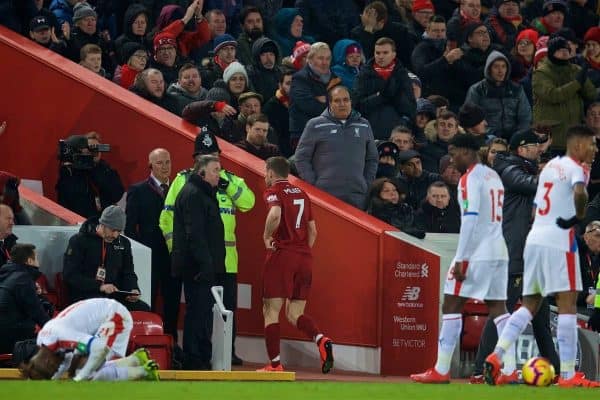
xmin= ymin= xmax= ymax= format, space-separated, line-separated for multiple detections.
xmin=159 ymin=168 xmax=255 ymax=273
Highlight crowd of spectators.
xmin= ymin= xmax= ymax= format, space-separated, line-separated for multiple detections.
xmin=5 ymin=0 xmax=600 ymax=369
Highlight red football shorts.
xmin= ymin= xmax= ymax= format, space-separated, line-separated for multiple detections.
xmin=263 ymin=248 xmax=313 ymax=300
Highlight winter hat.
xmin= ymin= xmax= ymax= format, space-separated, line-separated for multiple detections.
xmin=542 ymin=0 xmax=568 ymax=16
xmin=223 ymin=61 xmax=248 ymax=83
xmin=99 ymin=205 xmax=126 ymax=231
xmin=238 ymin=91 xmax=263 ymax=105
xmin=291 ymin=41 xmax=311 ymax=69
xmin=29 ymin=15 xmax=50 ymax=32
xmin=516 ymin=29 xmax=539 ymax=46
xmin=416 ymin=98 xmax=436 ymax=119
xmin=398 ymin=150 xmax=422 ymax=164
xmin=458 ymin=102 xmax=486 ymax=129
xmin=547 ymin=36 xmax=570 ymax=56
xmin=377 ymin=141 xmax=400 ymax=161
xmin=193 ymin=128 xmax=221 ymax=156
xmin=206 ymin=80 xmax=231 ymax=103
xmin=552 ymin=27 xmax=577 ymax=44
xmin=462 ymin=22 xmax=487 ymax=46
xmin=533 ymin=47 xmax=548 ymax=67
xmin=73 ymin=2 xmax=97 ymax=24
xmin=119 ymin=42 xmax=144 ymax=65
xmin=584 ymin=27 xmax=600 ymax=44
xmin=345 ymin=44 xmax=361 ymax=55
xmin=213 ymin=34 xmax=237 ymax=53
xmin=509 ymin=129 xmax=540 ymax=150
xmin=412 ymin=0 xmax=435 ymax=13
xmin=153 ymin=31 xmax=177 ymax=54
xmin=408 ymin=72 xmax=422 ymax=88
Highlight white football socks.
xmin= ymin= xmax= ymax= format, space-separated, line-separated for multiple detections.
xmin=557 ymin=314 xmax=577 ymax=380
xmin=434 ymin=314 xmax=462 ymax=375
xmin=495 ymin=307 xmax=532 ymax=358
xmin=494 ymin=313 xmax=516 ymax=374
xmin=73 ymin=337 xmax=110 ymax=382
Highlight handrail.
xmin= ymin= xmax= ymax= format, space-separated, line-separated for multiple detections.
xmin=211 ymin=286 xmax=233 ymax=317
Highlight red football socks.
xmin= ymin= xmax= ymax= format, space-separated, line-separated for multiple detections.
xmin=297 ymin=314 xmax=319 ymax=340
xmin=265 ymin=323 xmax=280 ymax=366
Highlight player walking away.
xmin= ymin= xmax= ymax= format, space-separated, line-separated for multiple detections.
xmin=411 ymin=134 xmax=517 ymax=384
xmin=15 ymin=340 xmax=159 ymax=381
xmin=16 ymin=298 xmax=148 ymax=381
xmin=485 ymin=125 xmax=600 ymax=388
xmin=258 ymin=156 xmax=334 ymax=373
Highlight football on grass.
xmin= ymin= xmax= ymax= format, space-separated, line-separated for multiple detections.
xmin=521 ymin=357 xmax=556 ymax=386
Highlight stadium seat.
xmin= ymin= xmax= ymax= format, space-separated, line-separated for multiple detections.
xmin=0 ymin=353 xmax=13 ymax=368
xmin=461 ymin=315 xmax=488 ymax=352
xmin=128 ymin=311 xmax=173 ymax=369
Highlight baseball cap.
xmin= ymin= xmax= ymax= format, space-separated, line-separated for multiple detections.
xmin=509 ymin=129 xmax=540 ymax=150
xmin=30 ymin=16 xmax=50 ymax=32
xmin=398 ymin=150 xmax=421 ymax=164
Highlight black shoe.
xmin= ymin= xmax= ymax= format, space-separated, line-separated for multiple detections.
xmin=231 ymin=354 xmax=243 ymax=366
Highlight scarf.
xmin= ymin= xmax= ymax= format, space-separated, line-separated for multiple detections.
xmin=276 ymin=89 xmax=290 ymax=107
xmin=374 ymin=59 xmax=396 ymax=80
xmin=308 ymin=64 xmax=332 ymax=84
xmin=488 ymin=14 xmax=523 ymax=44
xmin=119 ymin=64 xmax=139 ymax=89
xmin=586 ymin=54 xmax=600 ymax=70
xmin=214 ymin=55 xmax=231 ymax=71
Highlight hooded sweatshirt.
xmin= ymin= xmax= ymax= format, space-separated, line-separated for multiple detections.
xmin=247 ymin=37 xmax=282 ymax=101
xmin=331 ymin=39 xmax=362 ymax=90
xmin=271 ymin=8 xmax=315 ymax=57
xmin=114 ymin=4 xmax=150 ymax=55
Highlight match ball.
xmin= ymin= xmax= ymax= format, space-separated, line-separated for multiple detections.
xmin=521 ymin=357 xmax=556 ymax=386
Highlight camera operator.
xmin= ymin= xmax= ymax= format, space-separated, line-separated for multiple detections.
xmin=56 ymin=132 xmax=124 ymax=218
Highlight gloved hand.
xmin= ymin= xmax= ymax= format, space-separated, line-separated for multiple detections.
xmin=588 ymin=308 xmax=600 ymax=332
xmin=218 ymin=177 xmax=229 ymax=191
xmin=556 ymin=216 xmax=580 ymax=229
xmin=576 ymin=64 xmax=589 ymax=85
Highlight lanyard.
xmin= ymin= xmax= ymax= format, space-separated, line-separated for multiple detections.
xmin=101 ymin=241 xmax=106 ymax=267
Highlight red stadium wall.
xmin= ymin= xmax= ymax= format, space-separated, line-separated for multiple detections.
xmin=0 ymin=27 xmax=439 ymax=375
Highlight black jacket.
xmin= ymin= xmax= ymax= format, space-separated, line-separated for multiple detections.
xmin=125 ymin=178 xmax=169 ymax=275
xmin=415 ymin=201 xmax=461 ymax=233
xmin=355 ymin=58 xmax=417 ymax=140
xmin=63 ymin=217 xmax=140 ymax=303
xmin=172 ymin=174 xmax=225 ymax=281
xmin=246 ymin=37 xmax=282 ymax=102
xmin=350 ymin=21 xmax=416 ymax=70
xmin=400 ymin=170 xmax=443 ymax=210
xmin=0 ymin=261 xmax=50 ymax=330
xmin=182 ymin=100 xmax=243 ymax=144
xmin=368 ymin=198 xmax=426 ymax=239
xmin=200 ymin=58 xmax=225 ymax=90
xmin=411 ymin=38 xmax=456 ymax=99
xmin=56 ymin=161 xmax=125 ymax=219
xmin=65 ymin=26 xmax=115 ymax=73
xmin=129 ymin=85 xmax=180 ymax=115
xmin=0 ymin=234 xmax=18 ymax=268
xmin=264 ymin=95 xmax=292 ymax=157
xmin=114 ymin=3 xmax=150 ymax=61
xmin=493 ymin=152 xmax=538 ymax=275
xmin=420 ymin=138 xmax=450 ymax=174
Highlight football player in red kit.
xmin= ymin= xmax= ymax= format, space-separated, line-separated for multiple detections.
xmin=258 ymin=156 xmax=334 ymax=373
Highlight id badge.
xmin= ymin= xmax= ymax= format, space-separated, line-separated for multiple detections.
xmin=96 ymin=266 xmax=106 ymax=282
xmin=95 ymin=196 xmax=102 ymax=211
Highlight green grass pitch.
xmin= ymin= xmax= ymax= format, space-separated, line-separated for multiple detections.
xmin=1 ymin=381 xmax=592 ymax=400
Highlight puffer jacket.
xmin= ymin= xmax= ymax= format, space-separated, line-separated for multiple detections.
xmin=331 ymin=39 xmax=362 ymax=90
xmin=492 ymin=152 xmax=538 ymax=275
xmin=464 ymin=50 xmax=531 ymax=140
xmin=533 ymin=58 xmax=597 ymax=150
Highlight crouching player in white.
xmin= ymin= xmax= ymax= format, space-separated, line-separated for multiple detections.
xmin=485 ymin=125 xmax=599 ymax=387
xmin=17 ymin=298 xmax=158 ymax=381
xmin=411 ymin=134 xmax=515 ymax=383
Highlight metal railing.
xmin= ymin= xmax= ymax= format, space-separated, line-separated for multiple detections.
xmin=211 ymin=286 xmax=233 ymax=371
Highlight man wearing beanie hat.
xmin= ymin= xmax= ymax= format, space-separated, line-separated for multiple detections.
xmin=446 ymin=0 xmax=482 ymax=46
xmin=411 ymin=0 xmax=436 ymax=37
xmin=464 ymin=50 xmax=531 ymax=141
xmin=532 ymin=36 xmax=596 ymax=151
xmin=350 ymin=1 xmax=415 ymax=68
xmin=289 ymin=41 xmax=310 ymax=70
xmin=459 ymin=102 xmax=489 ymax=143
xmin=151 ymin=32 xmax=185 ymax=86
xmin=63 ymin=205 xmax=150 ymax=311
xmin=484 ymin=0 xmax=525 ymax=53
xmin=247 ymin=37 xmax=282 ymax=101
xmin=376 ymin=141 xmax=400 ymax=178
xmin=531 ymin=0 xmax=567 ymax=35
xmin=582 ymin=27 xmax=600 ymax=88
xmin=200 ymin=33 xmax=238 ymax=89
xmin=160 ymin=127 xmax=255 ymax=367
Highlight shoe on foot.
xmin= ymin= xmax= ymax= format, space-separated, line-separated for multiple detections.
xmin=496 ymin=370 xmax=519 ymax=385
xmin=558 ymin=372 xmax=600 ymax=388
xmin=469 ymin=374 xmax=484 ymax=384
xmin=144 ymin=360 xmax=160 ymax=381
xmin=132 ymin=348 xmax=150 ymax=366
xmin=256 ymin=364 xmax=284 ymax=372
xmin=410 ymin=368 xmax=450 ymax=383
xmin=483 ymin=353 xmax=503 ymax=385
xmin=231 ymin=354 xmax=243 ymax=366
xmin=317 ymin=336 xmax=334 ymax=374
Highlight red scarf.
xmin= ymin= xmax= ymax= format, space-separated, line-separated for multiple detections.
xmin=119 ymin=64 xmax=139 ymax=89
xmin=540 ymin=17 xmax=558 ymax=34
xmin=276 ymin=89 xmax=289 ymax=108
xmin=374 ymin=59 xmax=396 ymax=80
xmin=214 ymin=55 xmax=231 ymax=71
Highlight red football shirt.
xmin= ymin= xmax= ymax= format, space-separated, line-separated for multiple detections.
xmin=263 ymin=180 xmax=313 ymax=253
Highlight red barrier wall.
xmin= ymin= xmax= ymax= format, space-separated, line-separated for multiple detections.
xmin=0 ymin=27 xmax=440 ymax=374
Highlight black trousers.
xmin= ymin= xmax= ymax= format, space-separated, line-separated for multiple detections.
xmin=0 ymin=322 xmax=35 ymax=354
xmin=215 ymin=272 xmax=238 ymax=354
xmin=182 ymin=278 xmax=215 ymax=370
xmin=473 ymin=274 xmax=560 ymax=375
xmin=159 ymin=267 xmax=182 ymax=344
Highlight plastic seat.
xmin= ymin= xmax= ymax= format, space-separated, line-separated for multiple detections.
xmin=130 ymin=311 xmax=164 ymax=336
xmin=461 ymin=315 xmax=488 ymax=352
xmin=128 ymin=311 xmax=173 ymax=369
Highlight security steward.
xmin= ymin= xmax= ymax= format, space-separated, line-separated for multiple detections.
xmin=160 ymin=128 xmax=255 ymax=365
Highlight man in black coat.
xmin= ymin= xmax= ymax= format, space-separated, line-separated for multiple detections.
xmin=470 ymin=130 xmax=560 ymax=381
xmin=125 ymin=148 xmax=179 ymax=342
xmin=0 ymin=244 xmax=50 ymax=353
xmin=63 ymin=206 xmax=150 ymax=312
xmin=351 ymin=1 xmax=416 ymax=69
xmin=171 ymin=155 xmax=225 ymax=370
xmin=355 ymin=37 xmax=416 ymax=140
xmin=264 ymin=67 xmax=294 ymax=157
xmin=397 ymin=150 xmax=442 ymax=210
xmin=415 ymin=181 xmax=460 ymax=233
xmin=247 ymin=37 xmax=282 ymax=103
xmin=0 ymin=205 xmax=17 ymax=267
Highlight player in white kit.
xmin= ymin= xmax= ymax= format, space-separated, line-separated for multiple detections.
xmin=17 ymin=298 xmax=157 ymax=381
xmin=411 ymin=134 xmax=515 ymax=383
xmin=484 ymin=125 xmax=599 ymax=387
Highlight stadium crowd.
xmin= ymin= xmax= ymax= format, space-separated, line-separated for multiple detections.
xmin=3 ymin=0 xmax=600 ymax=375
